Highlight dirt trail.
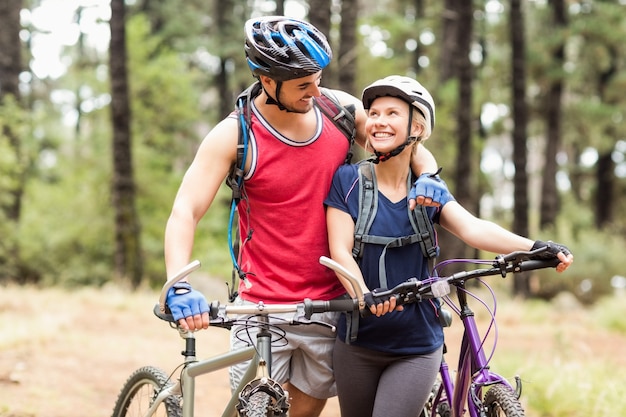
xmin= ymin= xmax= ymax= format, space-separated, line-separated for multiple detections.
xmin=1 ymin=284 xmax=625 ymax=417
xmin=0 ymin=284 xmax=340 ymax=417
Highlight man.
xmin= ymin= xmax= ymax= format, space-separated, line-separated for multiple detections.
xmin=163 ymin=16 xmax=446 ymax=417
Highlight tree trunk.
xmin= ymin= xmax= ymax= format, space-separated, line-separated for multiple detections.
xmin=437 ymin=0 xmax=474 ymax=267
xmin=338 ymin=0 xmax=358 ymax=95
xmin=215 ymin=0 xmax=233 ymax=118
xmin=0 ymin=0 xmax=23 ymax=222
xmin=275 ymin=0 xmax=285 ymax=15
xmin=0 ymin=0 xmax=24 ymax=282
xmin=510 ymin=0 xmax=531 ymax=297
xmin=593 ymin=45 xmax=618 ymax=229
xmin=595 ymin=151 xmax=614 ymax=229
xmin=439 ymin=0 xmax=458 ymax=83
xmin=110 ymin=0 xmax=143 ymax=288
xmin=540 ymin=0 xmax=567 ymax=228
xmin=308 ymin=0 xmax=334 ymax=86
xmin=412 ymin=0 xmax=425 ymax=74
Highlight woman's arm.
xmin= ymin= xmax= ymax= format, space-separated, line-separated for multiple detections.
xmin=439 ymin=201 xmax=534 ymax=253
xmin=326 ymin=206 xmax=370 ymax=298
xmin=326 ymin=206 xmax=400 ymax=315
xmin=439 ymin=201 xmax=574 ymax=272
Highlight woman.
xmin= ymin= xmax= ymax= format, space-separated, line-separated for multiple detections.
xmin=324 ymin=75 xmax=574 ymax=417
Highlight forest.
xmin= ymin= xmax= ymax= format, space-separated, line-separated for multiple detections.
xmin=0 ymin=0 xmax=625 ymax=303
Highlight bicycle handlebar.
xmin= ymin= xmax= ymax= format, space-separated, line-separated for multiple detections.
xmin=367 ymin=247 xmax=560 ymax=308
xmin=153 ymin=296 xmax=359 ymax=328
xmin=155 ymin=247 xmax=561 ymax=326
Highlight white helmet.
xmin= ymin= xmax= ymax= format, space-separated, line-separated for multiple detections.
xmin=362 ymin=75 xmax=435 ymax=135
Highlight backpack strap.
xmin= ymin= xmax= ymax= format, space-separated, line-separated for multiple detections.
xmin=316 ymin=88 xmax=356 ymax=164
xmin=226 ymin=82 xmax=263 ymax=203
xmin=352 ymin=161 xmax=378 ymax=261
xmin=408 ymin=194 xmax=439 ymax=259
xmin=352 ymin=161 xmax=439 ymax=288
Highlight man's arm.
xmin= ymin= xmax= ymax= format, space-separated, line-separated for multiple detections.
xmin=164 ymin=116 xmax=239 ymax=278
xmin=163 ymin=116 xmax=239 ymax=331
xmin=411 ymin=144 xmax=438 ymax=174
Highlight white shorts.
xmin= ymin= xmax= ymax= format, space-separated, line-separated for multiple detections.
xmin=228 ymin=296 xmax=340 ymax=399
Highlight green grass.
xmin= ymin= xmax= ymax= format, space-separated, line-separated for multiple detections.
xmin=484 ymin=292 xmax=626 ymax=417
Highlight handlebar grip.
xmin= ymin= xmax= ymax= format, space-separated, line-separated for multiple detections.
xmin=304 ymin=298 xmax=358 ymax=317
xmin=518 ymin=258 xmax=560 ymax=271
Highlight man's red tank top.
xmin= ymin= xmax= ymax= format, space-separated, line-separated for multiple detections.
xmin=236 ymin=101 xmax=349 ymax=303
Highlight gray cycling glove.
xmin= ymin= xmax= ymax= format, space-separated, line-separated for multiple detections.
xmin=530 ymin=240 xmax=572 ymax=259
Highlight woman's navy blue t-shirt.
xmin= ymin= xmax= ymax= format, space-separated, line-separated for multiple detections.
xmin=324 ymin=164 xmax=444 ymax=355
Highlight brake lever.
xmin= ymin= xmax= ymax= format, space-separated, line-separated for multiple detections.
xmin=494 ymin=247 xmax=550 ymax=277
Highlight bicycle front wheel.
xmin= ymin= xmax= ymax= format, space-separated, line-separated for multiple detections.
xmin=111 ymin=366 xmax=182 ymax=417
xmin=483 ymin=384 xmax=525 ymax=417
xmin=239 ymin=391 xmax=274 ymax=417
xmin=419 ymin=380 xmax=450 ymax=417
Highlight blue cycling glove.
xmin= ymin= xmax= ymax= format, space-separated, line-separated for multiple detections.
xmin=408 ymin=169 xmax=454 ymax=207
xmin=165 ymin=282 xmax=210 ymax=322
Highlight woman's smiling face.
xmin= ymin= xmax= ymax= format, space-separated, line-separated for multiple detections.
xmin=365 ymin=96 xmax=411 ymax=153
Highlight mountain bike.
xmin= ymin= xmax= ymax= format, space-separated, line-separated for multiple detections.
xmin=364 ymin=247 xmax=559 ymax=417
xmin=111 ymin=247 xmax=559 ymax=417
xmin=110 ymin=257 xmax=364 ymax=417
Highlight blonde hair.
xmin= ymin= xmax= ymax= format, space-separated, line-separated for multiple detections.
xmin=411 ymin=108 xmax=431 ymax=141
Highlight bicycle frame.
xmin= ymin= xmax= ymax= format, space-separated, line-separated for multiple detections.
xmin=428 ymin=280 xmax=521 ymax=417
xmin=145 ymin=321 xmax=270 ymax=417
xmin=118 ymin=256 xmax=362 ymax=417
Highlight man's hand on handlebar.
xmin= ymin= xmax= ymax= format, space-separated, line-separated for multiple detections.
xmin=408 ymin=168 xmax=454 ymax=210
xmin=531 ymin=240 xmax=574 ymax=273
xmin=165 ymin=282 xmax=211 ymax=331
xmin=363 ymin=289 xmax=404 ymax=317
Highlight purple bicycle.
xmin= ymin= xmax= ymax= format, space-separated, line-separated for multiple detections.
xmin=338 ymin=247 xmax=560 ymax=417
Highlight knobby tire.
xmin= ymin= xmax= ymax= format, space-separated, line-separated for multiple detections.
xmin=239 ymin=391 xmax=274 ymax=417
xmin=419 ymin=381 xmax=450 ymax=417
xmin=111 ymin=366 xmax=182 ymax=417
xmin=483 ymin=383 xmax=525 ymax=417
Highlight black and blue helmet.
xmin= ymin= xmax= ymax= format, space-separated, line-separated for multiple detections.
xmin=244 ymin=16 xmax=332 ymax=81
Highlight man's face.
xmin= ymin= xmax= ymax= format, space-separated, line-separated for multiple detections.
xmin=268 ymin=72 xmax=323 ymax=113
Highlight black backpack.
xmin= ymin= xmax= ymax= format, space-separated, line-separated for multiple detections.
xmin=352 ymin=160 xmax=438 ymax=289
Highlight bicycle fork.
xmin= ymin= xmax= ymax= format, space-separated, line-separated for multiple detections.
xmin=451 ymin=311 xmax=521 ymax=417
xmin=236 ymin=316 xmax=290 ymax=416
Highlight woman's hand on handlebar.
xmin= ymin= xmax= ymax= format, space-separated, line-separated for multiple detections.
xmin=364 ymin=290 xmax=404 ymax=317
xmin=555 ymin=251 xmax=574 ymax=273
xmin=531 ymin=240 xmax=574 ymax=273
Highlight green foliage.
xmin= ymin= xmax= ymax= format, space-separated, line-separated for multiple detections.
xmin=0 ymin=96 xmax=31 ymax=279
xmin=127 ymin=12 xmax=230 ymax=286
xmin=19 ymin=138 xmax=115 ymax=286
xmin=488 ymin=296 xmax=626 ymax=417
xmin=6 ymin=0 xmax=626 ymax=294
xmin=589 ymin=295 xmax=626 ymax=335
xmin=521 ymin=357 xmax=626 ymax=417
xmin=531 ymin=203 xmax=626 ymax=303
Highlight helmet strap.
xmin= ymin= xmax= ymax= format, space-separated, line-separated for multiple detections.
xmin=372 ymin=138 xmax=418 ymax=164
xmin=372 ymin=106 xmax=419 ymax=164
xmin=263 ymin=81 xmax=292 ymax=112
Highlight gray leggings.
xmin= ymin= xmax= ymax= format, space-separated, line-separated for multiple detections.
xmin=333 ymin=339 xmax=443 ymax=417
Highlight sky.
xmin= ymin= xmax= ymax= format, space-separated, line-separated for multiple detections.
xmin=21 ymin=0 xmax=308 ymax=80
xmin=24 ymin=0 xmax=111 ymax=79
